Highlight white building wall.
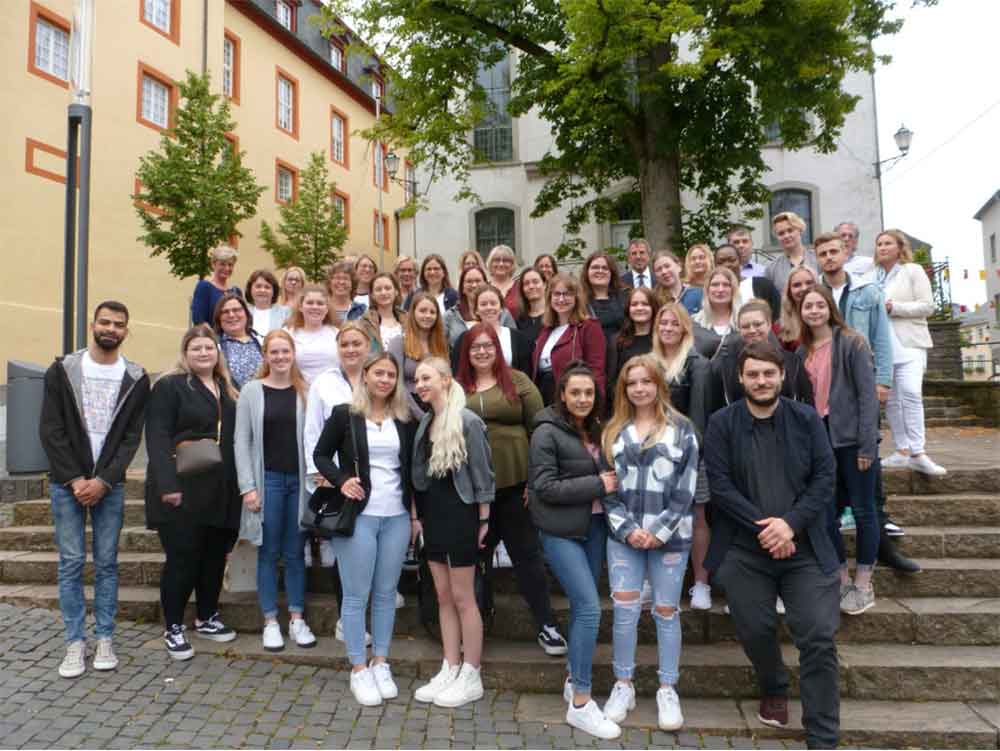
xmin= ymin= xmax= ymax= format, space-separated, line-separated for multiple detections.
xmin=979 ymin=200 xmax=1000 ymax=330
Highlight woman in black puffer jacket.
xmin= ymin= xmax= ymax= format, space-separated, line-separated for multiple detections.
xmin=528 ymin=363 xmax=621 ymax=739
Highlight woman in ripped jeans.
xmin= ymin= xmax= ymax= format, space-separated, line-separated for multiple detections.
xmin=599 ymin=354 xmax=700 ymax=731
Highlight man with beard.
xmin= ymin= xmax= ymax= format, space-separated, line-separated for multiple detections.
xmin=703 ymin=341 xmax=840 ymax=749
xmin=39 ymin=302 xmax=150 ymax=678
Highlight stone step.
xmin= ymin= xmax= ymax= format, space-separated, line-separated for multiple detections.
xmin=841 ymin=526 xmax=1000 ymax=559
xmin=0 ymin=526 xmax=161 ymax=553
xmin=5 ymin=582 xmax=1000 ymax=648
xmin=141 ymin=630 xmax=1000 ymax=703
xmin=11 ymin=499 xmax=147 ymax=527
xmin=882 ymin=468 xmax=1000 ymax=496
xmin=886 ymin=494 xmax=1000 ymax=527
xmin=924 ymin=416 xmax=991 ymax=428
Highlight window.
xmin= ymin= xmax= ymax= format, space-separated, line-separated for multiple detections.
xmin=275 ymin=68 xmax=299 ymax=139
xmin=275 ymin=0 xmax=294 ymax=30
xmin=136 ymin=63 xmax=176 ymax=131
xmin=140 ymin=0 xmax=179 ymax=43
xmin=404 ymin=162 xmax=416 ymax=203
xmin=373 ymin=212 xmax=390 ymax=248
xmin=373 ymin=142 xmax=388 ymax=191
xmin=991 ymin=233 xmax=996 ymax=265
xmin=223 ymin=32 xmax=241 ymax=103
xmin=333 ymin=190 xmax=350 ymax=232
xmin=473 ymin=54 xmax=513 ymax=162
xmin=28 ymin=3 xmax=71 ymax=88
xmin=275 ymin=160 xmax=298 ymax=204
xmin=768 ymin=188 xmax=814 ymax=246
xmin=371 ymin=76 xmax=384 ymax=103
xmin=330 ymin=41 xmax=344 ymax=72
xmin=25 ymin=137 xmax=75 ymax=185
xmin=475 ymin=207 xmax=515 ymax=255
xmin=330 ymin=107 xmax=348 ymax=166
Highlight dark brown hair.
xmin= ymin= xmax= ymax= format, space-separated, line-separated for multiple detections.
xmin=738 ymin=340 xmax=785 ymax=376
xmin=245 ymin=269 xmax=279 ymax=305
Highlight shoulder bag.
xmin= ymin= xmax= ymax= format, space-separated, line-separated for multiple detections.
xmin=175 ymin=391 xmax=223 ymax=478
xmin=301 ymin=414 xmax=366 ymax=538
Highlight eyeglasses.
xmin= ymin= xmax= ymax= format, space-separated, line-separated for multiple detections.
xmin=551 ymin=291 xmax=575 ymax=300
xmin=470 ymin=343 xmax=496 ymax=353
xmin=221 ymin=307 xmax=244 ymax=316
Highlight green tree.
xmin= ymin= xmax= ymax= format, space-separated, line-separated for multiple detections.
xmin=260 ymin=152 xmax=348 ymax=282
xmin=134 ymin=71 xmax=264 ymax=279
xmin=317 ymin=0 xmax=917 ymax=254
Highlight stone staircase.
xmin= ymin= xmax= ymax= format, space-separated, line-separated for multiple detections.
xmin=884 ymin=395 xmax=990 ymax=428
xmin=1 ymin=469 xmax=999 ymax=747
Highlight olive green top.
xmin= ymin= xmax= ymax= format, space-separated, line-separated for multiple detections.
xmin=464 ymin=369 xmax=544 ymax=490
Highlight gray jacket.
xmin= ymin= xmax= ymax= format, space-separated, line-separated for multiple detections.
xmin=234 ymin=379 xmax=308 ymax=545
xmin=412 ymin=408 xmax=495 ymax=506
xmin=443 ymin=306 xmax=516 ymax=347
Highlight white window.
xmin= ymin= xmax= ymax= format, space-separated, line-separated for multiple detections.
xmin=334 ymin=195 xmax=346 ymax=225
xmin=404 ymin=163 xmax=415 ymax=203
xmin=141 ymin=75 xmax=170 ymax=128
xmin=222 ymin=37 xmax=235 ymax=97
xmin=374 ymin=213 xmax=385 ymax=246
xmin=331 ymin=113 xmax=345 ymax=163
xmin=276 ymin=1 xmax=293 ymax=30
xmin=34 ymin=17 xmax=70 ymax=81
xmin=373 ymin=142 xmax=384 ymax=189
xmin=278 ymin=76 xmax=294 ymax=132
xmin=278 ymin=167 xmax=294 ymax=202
xmin=330 ymin=43 xmax=344 ymax=71
xmin=144 ymin=0 xmax=171 ymax=34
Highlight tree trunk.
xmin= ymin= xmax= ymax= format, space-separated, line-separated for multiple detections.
xmin=638 ymin=152 xmax=682 ymax=253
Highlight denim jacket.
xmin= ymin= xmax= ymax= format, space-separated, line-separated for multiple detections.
xmin=827 ymin=274 xmax=892 ymax=388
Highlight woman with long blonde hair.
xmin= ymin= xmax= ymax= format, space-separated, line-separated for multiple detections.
xmin=599 ymin=354 xmax=699 ymax=731
xmin=279 ymin=266 xmax=307 ymax=308
xmin=410 ymin=357 xmax=495 ymax=708
xmin=691 ymin=267 xmax=742 ymax=360
xmin=777 ymin=265 xmax=818 ymax=351
xmin=234 ymin=330 xmax=316 ymax=652
xmin=679 ymin=244 xmax=713 ymax=315
xmin=402 ymin=291 xmax=449 ymax=413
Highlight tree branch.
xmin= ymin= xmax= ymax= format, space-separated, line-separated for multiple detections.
xmin=426 ymin=1 xmax=554 ymax=61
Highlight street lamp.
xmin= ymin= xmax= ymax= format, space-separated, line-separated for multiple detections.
xmin=875 ymin=124 xmax=913 ymax=177
xmin=385 ymin=150 xmax=419 ymax=259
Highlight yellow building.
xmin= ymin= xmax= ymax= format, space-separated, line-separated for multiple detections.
xmin=0 ymin=0 xmax=406 ymax=378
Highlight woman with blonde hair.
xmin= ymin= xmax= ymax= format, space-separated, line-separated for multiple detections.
xmin=145 ymin=324 xmax=242 ymax=660
xmin=691 ymin=267 xmax=741 ymax=360
xmin=777 ymin=265 xmax=819 ymax=351
xmin=234 ymin=330 xmax=316 ymax=652
xmin=393 ymin=256 xmax=419 ymax=299
xmin=191 ymin=245 xmax=241 ymax=325
xmin=485 ymin=244 xmax=520 ymax=315
xmin=680 ymin=244 xmax=713 ymax=315
xmin=402 ymin=291 xmax=449 ymax=413
xmin=314 ymin=352 xmax=416 ymax=705
xmin=411 ymin=357 xmax=495 ymax=708
xmin=599 ymin=354 xmax=699 ymax=730
xmin=279 ymin=266 xmax=307 ymax=309
xmin=284 ymin=285 xmax=341 ymax=385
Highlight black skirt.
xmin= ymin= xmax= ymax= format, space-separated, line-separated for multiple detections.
xmin=419 ymin=471 xmax=479 ymax=567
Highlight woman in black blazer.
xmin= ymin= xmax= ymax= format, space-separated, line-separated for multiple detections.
xmin=450 ymin=284 xmax=532 ymax=374
xmin=313 ymin=352 xmax=416 ymax=707
xmin=144 ymin=324 xmax=242 ymax=661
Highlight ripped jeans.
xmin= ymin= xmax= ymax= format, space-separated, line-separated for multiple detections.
xmin=607 ymin=538 xmax=689 ymax=686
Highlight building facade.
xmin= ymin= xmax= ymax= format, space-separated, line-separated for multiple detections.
xmin=408 ymin=57 xmax=884 ymax=271
xmin=974 ymin=190 xmax=1000 ymax=328
xmin=1 ymin=0 xmax=405 ymax=379
xmin=958 ymin=309 xmax=996 ymax=381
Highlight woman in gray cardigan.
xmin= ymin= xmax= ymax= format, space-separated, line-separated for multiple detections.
xmin=234 ymin=330 xmax=316 ymax=652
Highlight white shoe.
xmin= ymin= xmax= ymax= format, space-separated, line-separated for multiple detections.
xmin=335 ymin=619 xmax=372 ymax=646
xmin=59 ymin=641 xmax=86 ymax=678
xmin=689 ymin=582 xmax=712 ymax=610
xmin=882 ymin=452 xmax=910 ymax=469
xmin=433 ymin=663 xmax=484 ymax=707
xmin=909 ymin=454 xmax=947 ymax=477
xmin=493 ymin=542 xmax=513 ymax=569
xmin=289 ymin=619 xmax=316 ymax=648
xmin=262 ymin=622 xmax=284 ymax=652
xmin=603 ymin=681 xmax=636 ymax=723
xmin=93 ymin=638 xmax=118 ymax=671
xmin=566 ymin=699 xmax=621 ymax=740
xmin=370 ymin=661 xmax=399 ymax=699
xmin=776 ymin=597 xmax=786 ymax=615
xmin=303 ymin=541 xmax=313 ymax=568
xmin=319 ymin=539 xmax=337 ymax=568
xmin=414 ymin=660 xmax=460 ymax=703
xmin=657 ymin=686 xmax=684 ymax=730
xmin=349 ymin=667 xmax=383 ymax=706
xmin=563 ymin=676 xmax=574 ymax=704
xmin=395 ymin=591 xmax=405 ymax=608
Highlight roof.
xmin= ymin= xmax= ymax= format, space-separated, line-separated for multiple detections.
xmin=974 ymin=190 xmax=1000 ymax=221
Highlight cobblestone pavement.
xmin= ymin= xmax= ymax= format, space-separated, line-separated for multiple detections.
xmin=0 ymin=604 xmax=811 ymax=750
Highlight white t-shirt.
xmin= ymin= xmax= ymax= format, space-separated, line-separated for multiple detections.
xmin=362 ymin=419 xmax=405 ymax=517
xmin=80 ymin=352 xmax=126 ymax=465
xmin=497 ymin=326 xmax=513 ymax=367
xmin=353 ymin=293 xmax=370 ymax=309
xmin=251 ymin=307 xmax=272 ymax=343
xmin=285 ymin=326 xmax=340 ymax=384
xmin=830 ymin=283 xmax=847 ymax=308
xmin=539 ymin=325 xmax=569 ymax=371
xmin=380 ymin=322 xmax=403 ymax=353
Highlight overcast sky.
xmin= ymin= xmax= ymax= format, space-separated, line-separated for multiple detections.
xmin=874 ymin=0 xmax=1000 ymax=308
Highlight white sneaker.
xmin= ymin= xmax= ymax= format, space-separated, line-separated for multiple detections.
xmin=370 ymin=661 xmax=399 ymax=699
xmin=262 ymin=622 xmax=284 ymax=652
xmin=563 ymin=676 xmax=574 ymax=704
xmin=335 ymin=619 xmax=372 ymax=646
xmin=566 ymin=699 xmax=621 ymax=740
xmin=59 ymin=641 xmax=86 ymax=678
xmin=303 ymin=541 xmax=313 ymax=568
xmin=657 ymin=686 xmax=684 ymax=730
xmin=319 ymin=539 xmax=336 ymax=568
xmin=689 ymin=582 xmax=712 ymax=610
xmin=415 ymin=660 xmax=461 ymax=703
xmin=603 ymin=681 xmax=636 ymax=723
xmin=350 ymin=667 xmax=383 ymax=706
xmin=882 ymin=452 xmax=910 ymax=469
xmin=289 ymin=619 xmax=316 ymax=648
xmin=433 ymin=663 xmax=484 ymax=707
xmin=395 ymin=591 xmax=405 ymax=608
xmin=909 ymin=454 xmax=947 ymax=477
xmin=93 ymin=638 xmax=118 ymax=671
xmin=776 ymin=597 xmax=786 ymax=615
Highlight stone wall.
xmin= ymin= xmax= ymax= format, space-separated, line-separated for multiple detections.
xmin=928 ymin=320 xmax=963 ymax=380
xmin=924 ymin=379 xmax=1000 ymax=427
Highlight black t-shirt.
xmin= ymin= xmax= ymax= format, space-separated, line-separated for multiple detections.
xmin=748 ymin=414 xmax=796 ymax=519
xmin=617 ymin=332 xmax=652 ymax=370
xmin=263 ymin=385 xmax=299 ymax=473
xmin=590 ymin=296 xmax=625 ymax=341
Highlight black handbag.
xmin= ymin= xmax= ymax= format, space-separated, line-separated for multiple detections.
xmin=300 ymin=415 xmax=367 ymax=538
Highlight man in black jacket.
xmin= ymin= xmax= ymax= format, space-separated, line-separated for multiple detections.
xmin=39 ymin=301 xmax=150 ymax=679
xmin=704 ymin=341 xmax=839 ymax=750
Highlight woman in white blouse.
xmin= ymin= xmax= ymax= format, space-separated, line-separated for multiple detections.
xmin=283 ymin=286 xmax=340 ymax=385
xmin=875 ymin=229 xmax=946 ymax=476
xmin=245 ymin=270 xmax=290 ymax=342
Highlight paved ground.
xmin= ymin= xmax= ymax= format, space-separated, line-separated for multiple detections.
xmin=0 ymin=605 xmax=815 ymax=750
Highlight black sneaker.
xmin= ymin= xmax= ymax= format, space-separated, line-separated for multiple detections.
xmin=537 ymin=624 xmax=568 ymax=656
xmin=193 ymin=612 xmax=237 ymax=642
xmin=164 ymin=625 xmax=194 ymax=661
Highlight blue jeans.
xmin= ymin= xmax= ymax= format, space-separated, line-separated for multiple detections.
xmin=258 ymin=471 xmax=306 ymax=619
xmin=827 ymin=444 xmax=880 ymax=567
xmin=606 ymin=537 xmax=689 ymax=685
xmin=51 ymin=482 xmax=125 ymax=643
xmin=539 ymin=514 xmax=607 ymax=693
xmin=332 ymin=512 xmax=410 ymax=665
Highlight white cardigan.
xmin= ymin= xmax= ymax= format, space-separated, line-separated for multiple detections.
xmin=880 ymin=262 xmax=934 ymax=350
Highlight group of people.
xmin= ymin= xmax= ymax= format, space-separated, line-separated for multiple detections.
xmin=39 ymin=211 xmax=945 ymax=749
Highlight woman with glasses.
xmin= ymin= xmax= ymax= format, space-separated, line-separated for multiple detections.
xmin=485 ymin=245 xmax=520 ymax=316
xmin=213 ymin=293 xmax=263 ymax=391
xmin=580 ymin=250 xmax=625 ymax=343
